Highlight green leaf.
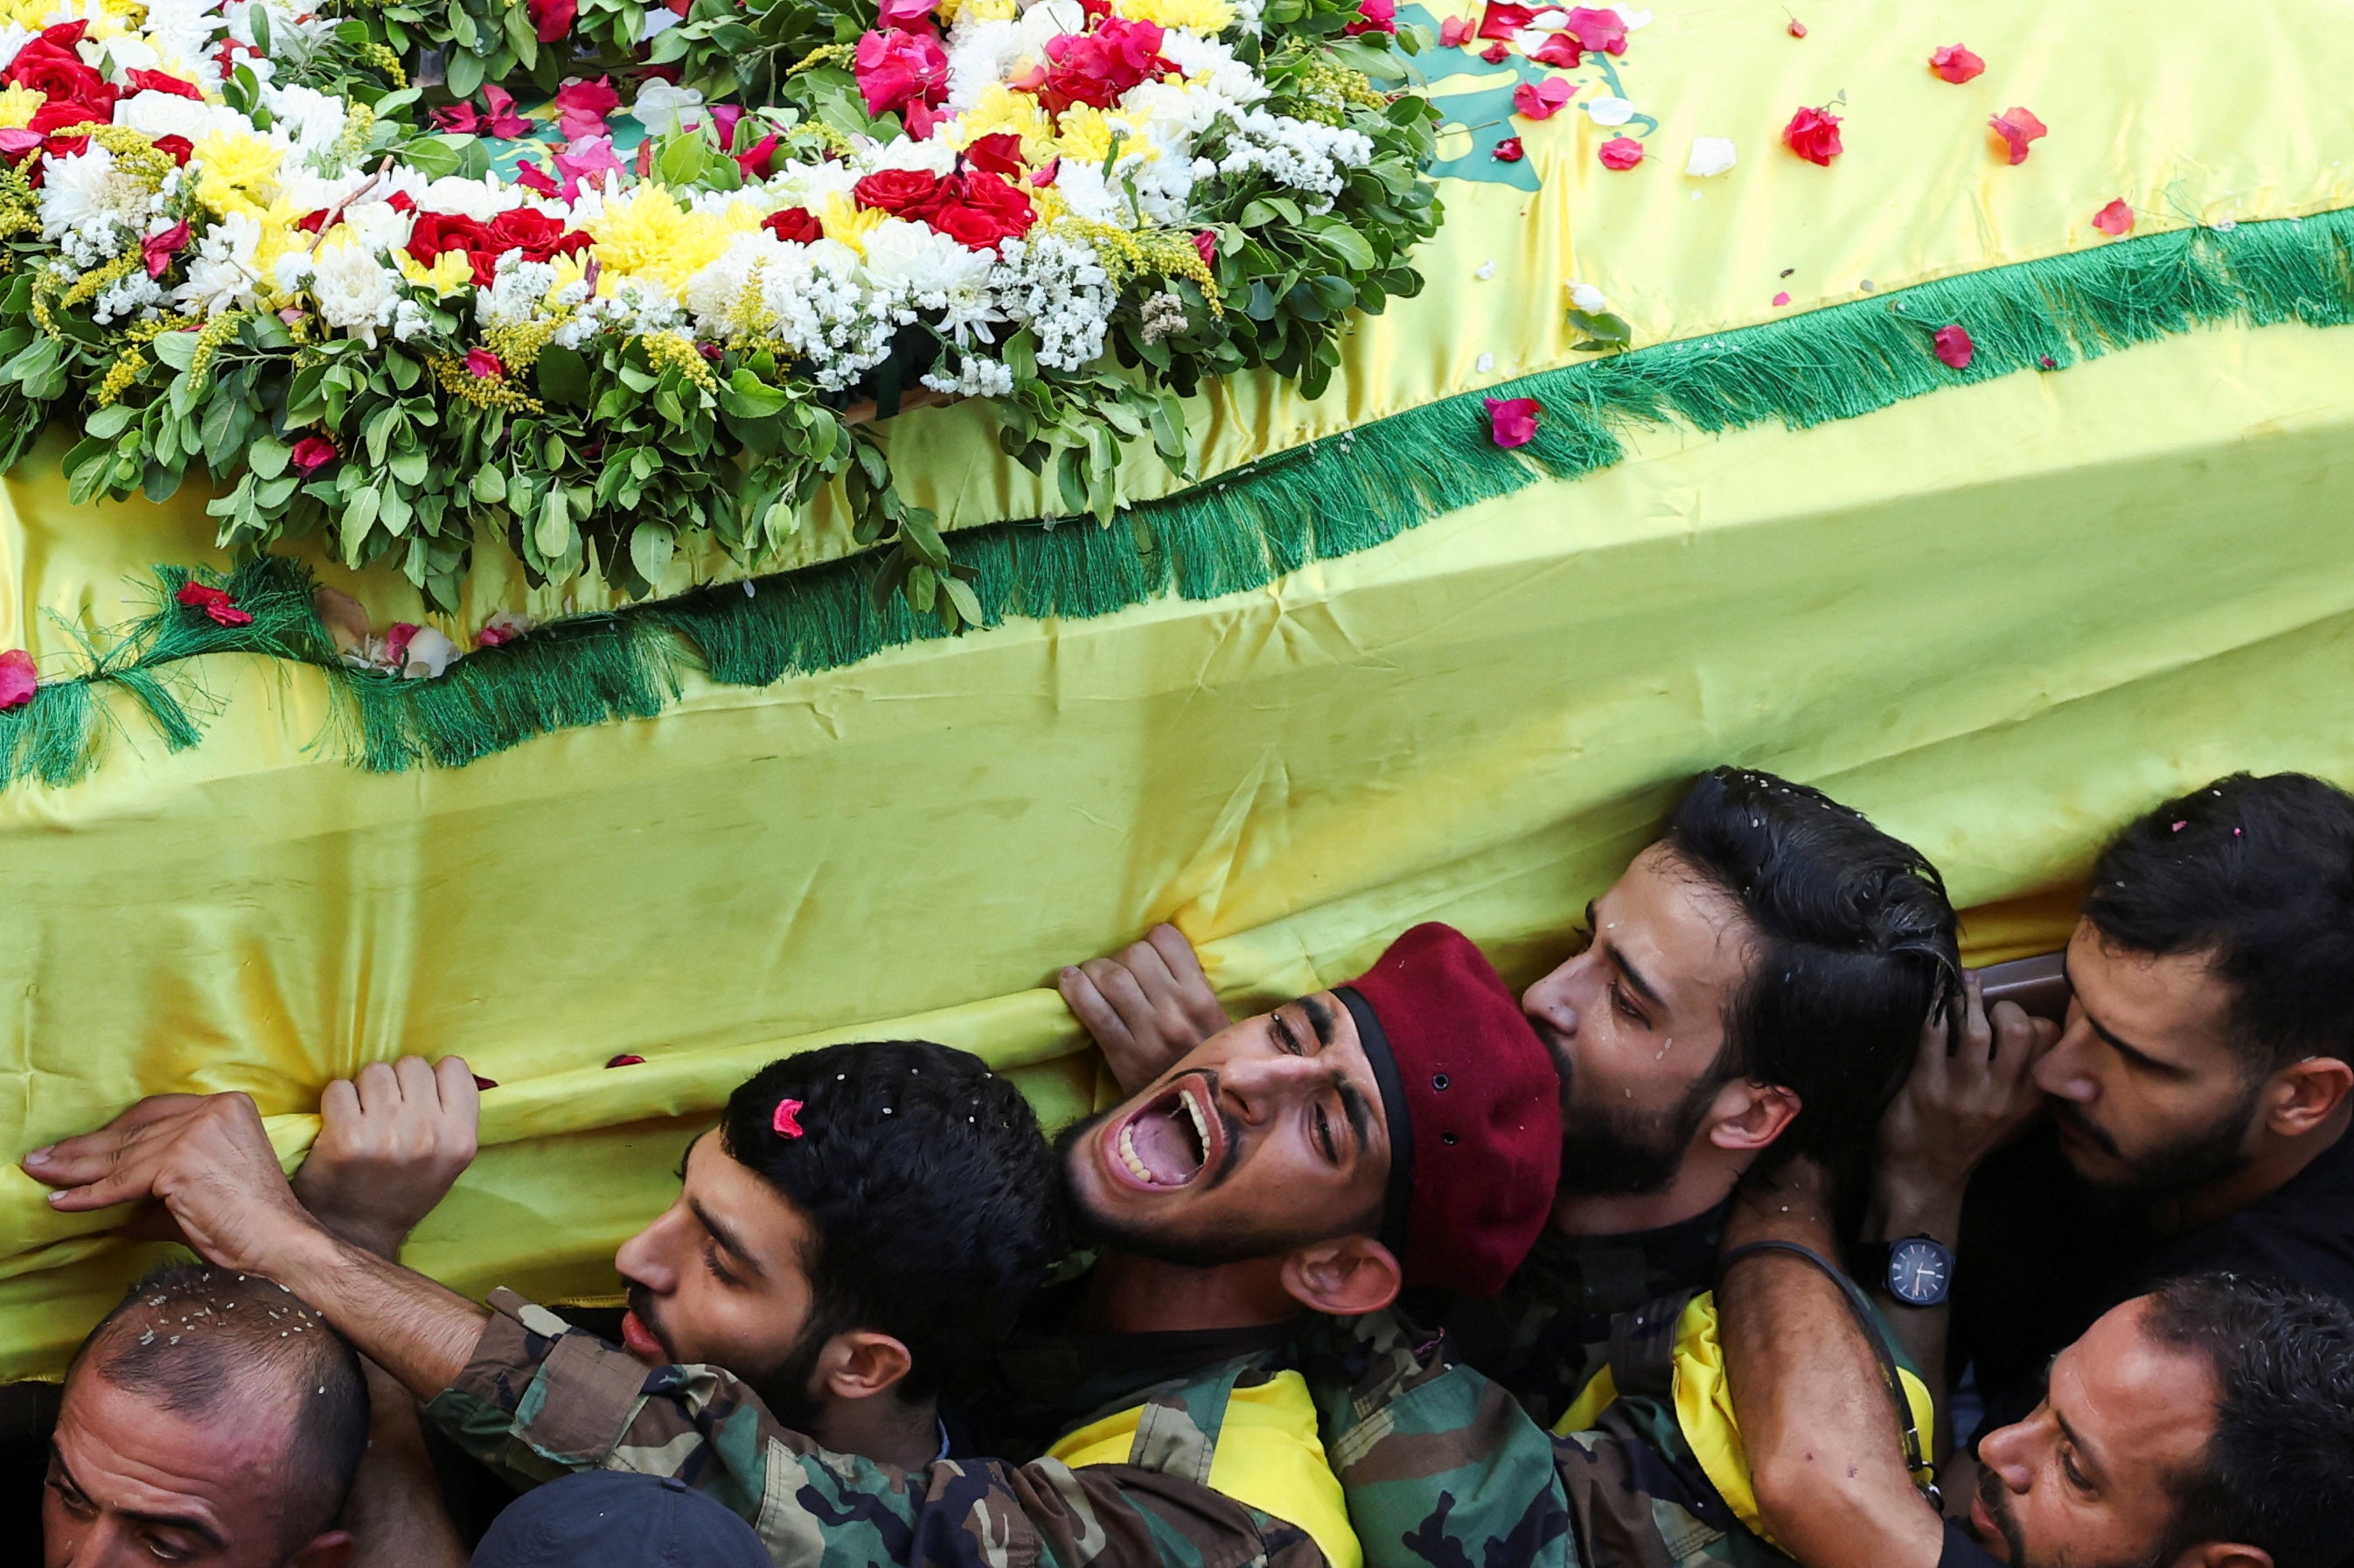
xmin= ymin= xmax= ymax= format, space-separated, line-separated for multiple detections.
xmin=720 ymin=367 xmax=789 ymax=419
xmin=944 ymin=575 xmax=984 ymax=628
xmin=535 ymin=486 xmax=571 ymax=559
xmin=445 ymin=47 xmax=484 ymax=98
xmin=536 ymin=344 xmax=591 ymax=405
xmin=85 ymin=402 xmax=136 ymax=442
xmin=340 ymin=486 xmax=381 ymax=561
xmin=629 ymin=520 xmax=676 ymax=584
xmin=470 ymin=463 xmax=507 ymax=503
xmin=247 ymin=432 xmax=289 ymax=478
xmin=389 ymin=445 xmax=429 ymax=486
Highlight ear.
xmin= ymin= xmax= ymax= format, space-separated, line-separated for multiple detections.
xmin=1279 ymin=1236 xmax=1403 ymax=1317
xmin=815 ymin=1330 xmax=916 ymax=1404
xmin=2265 ymin=1057 xmax=2354 ymax=1137
xmin=289 ymin=1529 xmax=355 ymax=1568
xmin=1703 ymin=1079 xmax=1801 ymax=1154
xmin=2171 ymin=1544 xmax=2271 ymax=1568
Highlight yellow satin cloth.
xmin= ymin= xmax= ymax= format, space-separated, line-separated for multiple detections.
xmin=3 ymin=0 xmax=2354 ymax=1373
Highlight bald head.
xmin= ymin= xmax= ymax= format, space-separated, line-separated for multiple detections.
xmin=50 ymin=1263 xmax=369 ymax=1565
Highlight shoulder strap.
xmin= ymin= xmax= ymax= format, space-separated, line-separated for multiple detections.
xmin=1717 ymin=1240 xmax=1940 ymax=1503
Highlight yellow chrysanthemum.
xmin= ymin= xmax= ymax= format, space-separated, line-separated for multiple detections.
xmin=1053 ymin=106 xmax=1160 ymax=169
xmin=1112 ymin=0 xmax=1231 ymax=31
xmin=0 ymin=85 xmax=45 ymax=131
xmin=949 ymin=83 xmax=1055 ymax=163
xmin=190 ymin=130 xmax=282 ymax=218
xmin=818 ymin=192 xmax=884 ymax=256
xmin=544 ymin=250 xmax=614 ymax=300
xmin=248 ymin=198 xmax=312 ymax=303
xmin=585 ymin=184 xmax=735 ymax=292
xmin=398 ymin=248 xmax=474 ymax=297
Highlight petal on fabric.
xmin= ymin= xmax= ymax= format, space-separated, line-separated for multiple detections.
xmin=1933 ymin=324 xmax=1974 ymax=368
xmin=2092 ymin=198 xmax=2134 ymax=235
xmin=1988 ymin=106 xmax=2047 ymax=164
xmin=1929 ymin=43 xmax=1984 ymax=82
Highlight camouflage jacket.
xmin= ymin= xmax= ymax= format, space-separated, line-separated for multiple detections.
xmin=1444 ymin=1205 xmax=1727 ymax=1432
xmin=1305 ymin=1307 xmax=1782 ymax=1568
xmin=424 ymin=1289 xmax=1333 ymax=1568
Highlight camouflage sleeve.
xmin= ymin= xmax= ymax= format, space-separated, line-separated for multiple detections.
xmin=421 ymin=1290 xmax=1327 ymax=1568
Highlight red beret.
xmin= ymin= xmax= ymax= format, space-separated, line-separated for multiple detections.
xmin=1338 ymin=923 xmax=1563 ymax=1297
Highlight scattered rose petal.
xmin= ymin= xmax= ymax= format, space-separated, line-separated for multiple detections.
xmin=2093 ymin=199 xmax=2134 ymax=236
xmin=1566 ymin=279 xmax=1607 ymax=312
xmin=464 ymin=347 xmax=506 ymax=379
xmin=1486 ymin=395 xmax=1540 ymax=447
xmin=1560 ymin=5 xmax=1626 ymax=53
xmin=512 ymin=161 xmax=560 ymax=197
xmin=1584 ymin=94 xmax=1634 ymax=125
xmin=526 ymin=0 xmax=575 ymax=41
xmin=176 ymin=582 xmax=253 ymax=627
xmin=1772 ymin=290 xmax=1791 ymax=305
xmin=1933 ymin=324 xmax=1974 ymax=369
xmin=606 ymin=1053 xmax=647 ymax=1068
xmin=141 ymin=220 xmax=188 ymax=279
xmin=477 ymin=610 xmax=536 ymax=648
xmin=1493 ymin=136 xmax=1525 ymax=161
xmin=290 ymin=436 xmax=338 ymax=475
xmin=554 ymin=134 xmax=623 ymax=199
xmin=1786 ymin=17 xmax=1805 ymax=36
xmin=1598 ymin=135 xmax=1643 ymax=170
xmin=1929 ymin=44 xmax=1983 ymax=83
xmin=1989 ymin=106 xmax=2047 ymax=164
xmin=0 ymin=649 xmax=34 ymax=710
xmin=471 ymin=1075 xmax=499 ymax=1091
xmin=1783 ymin=104 xmax=1842 ymax=165
xmin=1473 ymin=258 xmax=1495 ymax=279
xmin=1481 ymin=39 xmax=1510 ymax=60
xmin=1514 ymin=76 xmax=1573 ymax=119
xmin=1475 ymin=352 xmax=1495 ymax=373
xmin=1344 ymin=0 xmax=1396 ymax=35
xmin=1686 ymin=136 xmax=1737 ymax=177
xmin=771 ymin=1098 xmax=806 ymax=1138
xmin=1440 ymin=14 xmax=1475 ymax=44
xmin=400 ymin=627 xmax=459 ymax=679
xmin=552 ymin=75 xmax=621 ymax=141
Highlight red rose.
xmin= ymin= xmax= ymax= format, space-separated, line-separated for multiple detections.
xmin=961 ymin=131 xmax=1026 ymax=178
xmin=176 ymin=582 xmax=254 ymax=628
xmin=1782 ymin=104 xmax=1842 ymax=166
xmin=404 ymin=210 xmax=492 ymax=279
xmin=762 ymin=206 xmax=823 ymax=243
xmin=152 ymin=134 xmax=192 ymax=164
xmin=484 ymin=206 xmax=589 ymax=264
xmin=1038 ymin=17 xmax=1171 ymax=111
xmin=527 ymin=0 xmax=575 ymax=41
xmin=28 ymin=96 xmax=113 ymax=135
xmin=853 ymin=166 xmax=944 ymax=215
xmin=125 ymin=68 xmax=203 ymax=99
xmin=464 ymin=347 xmax=506 ymax=378
xmin=1343 ymin=0 xmax=1395 ymax=34
xmin=290 ymin=436 xmax=338 ymax=474
xmin=6 ymin=38 xmax=116 ymax=124
xmin=927 ymin=202 xmax=1020 ymax=249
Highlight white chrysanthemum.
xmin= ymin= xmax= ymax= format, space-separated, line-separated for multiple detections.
xmin=861 ymin=218 xmax=993 ymax=302
xmin=39 ymin=145 xmax=151 ymax=250
xmin=262 ymin=81 xmax=352 ymax=168
xmin=763 ymin=158 xmax=859 ymax=209
xmin=943 ymin=17 xmax=1020 ymax=110
xmin=114 ymin=89 xmax=249 ymax=145
xmin=419 ymin=174 xmax=530 ymax=221
xmin=173 ymin=209 xmax=266 ymax=316
xmin=860 ymin=134 xmax=959 ymax=177
xmin=0 ymin=23 xmax=33 ymax=73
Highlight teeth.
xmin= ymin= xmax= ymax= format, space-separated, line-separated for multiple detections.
xmin=1180 ymin=1087 xmax=1211 ymax=1155
xmin=1118 ymin=1124 xmax=1158 ymax=1184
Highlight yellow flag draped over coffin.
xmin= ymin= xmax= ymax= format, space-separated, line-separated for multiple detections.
xmin=3 ymin=0 xmax=2354 ymax=1371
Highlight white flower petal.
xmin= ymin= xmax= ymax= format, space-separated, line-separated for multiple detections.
xmin=1584 ymin=95 xmax=1634 ymax=127
xmin=1566 ymin=280 xmax=1608 ymax=312
xmin=1686 ymin=136 xmax=1738 ymax=178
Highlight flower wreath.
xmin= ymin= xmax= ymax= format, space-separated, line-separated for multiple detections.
xmin=0 ymin=0 xmax=1442 ymax=621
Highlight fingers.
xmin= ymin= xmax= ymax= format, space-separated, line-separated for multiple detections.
xmin=1958 ymin=972 xmax=1994 ymax=1062
xmin=21 ymin=1095 xmax=205 ymax=1188
xmin=1114 ymin=937 xmax=1183 ymax=1007
xmin=1081 ymin=957 xmax=1161 ymax=1042
xmin=1145 ymin=923 xmax=1210 ymax=989
xmin=1058 ymin=965 xmax=1137 ymax=1056
xmin=430 ymin=1056 xmax=482 ymax=1162
xmin=393 ymin=1053 xmax=438 ymax=1112
xmin=352 ymin=1058 xmax=400 ymax=1118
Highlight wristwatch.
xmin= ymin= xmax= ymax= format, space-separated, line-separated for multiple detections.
xmin=1861 ymin=1234 xmax=1955 ymax=1307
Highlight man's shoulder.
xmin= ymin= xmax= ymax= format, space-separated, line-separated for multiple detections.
xmin=2148 ymin=1123 xmax=2354 ymax=1305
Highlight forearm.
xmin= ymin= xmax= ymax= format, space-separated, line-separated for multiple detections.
xmin=1861 ymin=1174 xmax=1963 ymax=1454
xmin=1719 ymin=1248 xmax=1946 ymax=1568
xmin=265 ymin=1220 xmax=491 ymax=1402
xmin=344 ymin=1360 xmax=470 ymax=1568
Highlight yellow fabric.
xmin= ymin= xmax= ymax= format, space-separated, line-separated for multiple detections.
xmin=5 ymin=312 xmax=2354 ymax=1370
xmin=1550 ymin=1364 xmax=1619 ymax=1438
xmin=1670 ymin=1293 xmax=1936 ymax=1547
xmin=1047 ymin=1371 xmax=1363 ymax=1568
xmin=4 ymin=0 xmax=2351 ymax=637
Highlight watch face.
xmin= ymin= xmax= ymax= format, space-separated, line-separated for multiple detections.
xmin=1887 ymin=1239 xmax=1952 ymax=1306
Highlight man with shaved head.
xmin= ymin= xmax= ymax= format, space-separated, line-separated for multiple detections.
xmin=45 ymin=1261 xmax=371 ymax=1567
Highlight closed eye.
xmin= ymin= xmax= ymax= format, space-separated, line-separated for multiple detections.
xmin=702 ymin=1241 xmax=738 ymax=1286
xmin=1313 ymin=1102 xmax=1338 ymax=1165
xmin=1610 ymin=979 xmax=1649 ymax=1028
xmin=1273 ymin=1014 xmax=1304 ymax=1055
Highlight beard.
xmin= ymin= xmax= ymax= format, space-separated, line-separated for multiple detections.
xmin=1050 ymin=1110 xmax=1343 ymax=1267
xmin=1552 ymin=1053 xmax=1731 ymax=1197
xmin=2063 ymin=1078 xmax=2262 ymax=1200
xmin=624 ymin=1282 xmax=830 ymax=1432
xmin=1973 ymin=1457 xmax=2184 ymax=1568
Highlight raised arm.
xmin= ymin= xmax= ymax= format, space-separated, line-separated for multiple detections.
xmin=1717 ymin=1160 xmax=1947 ymax=1568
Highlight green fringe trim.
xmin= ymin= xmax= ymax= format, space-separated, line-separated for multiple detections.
xmin=6 ymin=210 xmax=2352 ymax=784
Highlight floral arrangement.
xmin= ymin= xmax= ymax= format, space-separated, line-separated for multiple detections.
xmin=0 ymin=0 xmax=1442 ymax=620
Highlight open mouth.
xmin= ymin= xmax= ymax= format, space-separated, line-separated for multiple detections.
xmin=1106 ymin=1076 xmax=1222 ymax=1189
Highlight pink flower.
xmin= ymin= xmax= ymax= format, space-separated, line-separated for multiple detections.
xmin=771 ymin=1098 xmax=805 ymax=1138
xmin=853 ymin=27 xmax=949 ymax=120
xmin=1783 ymin=104 xmax=1842 ymax=165
xmin=1988 ymin=106 xmax=2047 ymax=164
xmin=477 ymin=610 xmax=536 ymax=649
xmin=512 ymin=159 xmax=559 ymax=196
xmin=479 ymin=85 xmax=534 ymax=137
xmin=1439 ymin=14 xmax=1474 ymax=45
xmin=176 ymin=582 xmax=253 ymax=627
xmin=526 ymin=0 xmax=575 ymax=41
xmin=1193 ymin=228 xmax=1216 ymax=266
xmin=1929 ymin=44 xmax=1984 ymax=83
xmin=553 ymin=134 xmax=623 ymax=198
xmin=1597 ymin=135 xmax=1643 ymax=170
xmin=1486 ymin=395 xmax=1539 ymax=447
xmin=0 ymin=648 xmax=35 ymax=710
xmin=2093 ymin=198 xmax=2134 ymax=236
xmin=1786 ymin=17 xmax=1805 ymax=37
xmin=1560 ymin=5 xmax=1626 ymax=53
xmin=1933 ymin=324 xmax=1974 ymax=369
xmin=1772 ymin=290 xmax=1791 ymax=306
xmin=465 ymin=347 xmax=506 ymax=378
xmin=141 ymin=219 xmax=188 ymax=278
xmin=1344 ymin=0 xmax=1395 ymax=35
xmin=876 ymin=0 xmax=937 ymax=24
xmin=431 ymin=101 xmax=480 ymax=133
xmin=710 ymin=103 xmax=743 ymax=148
xmin=289 ymin=436 xmax=338 ymax=474
xmin=551 ymin=76 xmax=619 ymax=140
xmin=383 ymin=624 xmax=419 ymax=666
xmin=1513 ymin=76 xmax=1571 ymax=120
xmin=730 ymin=131 xmax=779 ymax=177
xmin=1492 ymin=136 xmax=1524 ymax=162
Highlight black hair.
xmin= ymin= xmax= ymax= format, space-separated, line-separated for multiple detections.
xmin=719 ymin=1041 xmax=1064 ymax=1404
xmin=2085 ymin=772 xmax=2354 ymax=1074
xmin=1661 ymin=767 xmax=1962 ymax=1167
xmin=69 ymin=1260 xmax=370 ymax=1552
xmin=2142 ymin=1273 xmax=2354 ymax=1568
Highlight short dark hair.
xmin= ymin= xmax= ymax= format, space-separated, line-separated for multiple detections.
xmin=2085 ymin=772 xmax=2354 ymax=1073
xmin=719 ymin=1041 xmax=1064 ymax=1403
xmin=1661 ymin=767 xmax=1961 ymax=1167
xmin=2142 ymin=1273 xmax=2354 ymax=1568
xmin=69 ymin=1261 xmax=370 ymax=1551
